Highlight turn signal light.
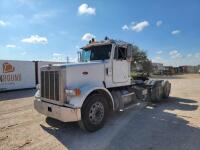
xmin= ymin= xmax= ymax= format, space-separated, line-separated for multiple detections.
xmin=74 ymin=88 xmax=81 ymax=96
xmin=65 ymin=88 xmax=81 ymax=96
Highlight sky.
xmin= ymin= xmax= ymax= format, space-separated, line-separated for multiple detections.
xmin=0 ymin=0 xmax=200 ymax=66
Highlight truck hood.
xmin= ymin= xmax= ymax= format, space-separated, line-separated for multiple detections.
xmin=51 ymin=61 xmax=106 ymax=89
xmin=51 ymin=61 xmax=106 ymax=68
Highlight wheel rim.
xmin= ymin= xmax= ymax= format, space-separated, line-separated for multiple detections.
xmin=89 ymin=101 xmax=104 ymax=125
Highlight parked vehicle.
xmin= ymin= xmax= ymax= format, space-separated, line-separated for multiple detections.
xmin=34 ymin=38 xmax=171 ymax=132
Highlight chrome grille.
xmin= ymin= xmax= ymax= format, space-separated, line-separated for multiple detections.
xmin=41 ymin=71 xmax=60 ymax=101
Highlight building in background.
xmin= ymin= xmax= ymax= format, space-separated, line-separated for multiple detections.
xmin=163 ymin=66 xmax=175 ymax=75
xmin=152 ymin=63 xmax=164 ymax=75
xmin=179 ymin=65 xmax=200 ymax=73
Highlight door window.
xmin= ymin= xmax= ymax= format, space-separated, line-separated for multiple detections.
xmin=114 ymin=46 xmax=127 ymax=60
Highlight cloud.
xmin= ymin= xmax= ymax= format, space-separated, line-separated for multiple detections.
xmin=155 ymin=56 xmax=161 ymax=60
xmin=156 ymin=20 xmax=162 ymax=27
xmin=151 ymin=56 xmax=166 ymax=64
xmin=78 ymin=3 xmax=96 ymax=15
xmin=122 ymin=25 xmax=129 ymax=31
xmin=81 ymin=33 xmax=95 ymax=41
xmin=75 ymin=45 xmax=80 ymax=49
xmin=156 ymin=50 xmax=163 ymax=54
xmin=52 ymin=53 xmax=62 ymax=57
xmin=52 ymin=53 xmax=78 ymax=62
xmin=6 ymin=44 xmax=16 ymax=48
xmin=21 ymin=35 xmax=48 ymax=44
xmin=169 ymin=50 xmax=178 ymax=55
xmin=20 ymin=51 xmax=27 ymax=56
xmin=131 ymin=21 xmax=149 ymax=32
xmin=195 ymin=53 xmax=200 ymax=58
xmin=0 ymin=20 xmax=9 ymax=27
xmin=52 ymin=53 xmax=66 ymax=62
xmin=171 ymin=30 xmax=181 ymax=35
xmin=152 ymin=51 xmax=200 ymax=66
xmin=187 ymin=54 xmax=192 ymax=57
xmin=169 ymin=50 xmax=182 ymax=58
xmin=153 ymin=56 xmax=162 ymax=62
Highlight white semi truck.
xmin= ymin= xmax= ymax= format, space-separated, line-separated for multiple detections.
xmin=34 ymin=38 xmax=171 ymax=132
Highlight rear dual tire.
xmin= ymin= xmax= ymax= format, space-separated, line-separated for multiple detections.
xmin=150 ymin=80 xmax=171 ymax=102
xmin=150 ymin=82 xmax=163 ymax=102
xmin=162 ymin=80 xmax=171 ymax=98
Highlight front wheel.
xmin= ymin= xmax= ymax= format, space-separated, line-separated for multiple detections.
xmin=79 ymin=93 xmax=108 ymax=132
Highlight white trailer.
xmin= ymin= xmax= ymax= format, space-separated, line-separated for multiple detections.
xmin=34 ymin=38 xmax=171 ymax=132
xmin=0 ymin=60 xmax=66 ymax=91
xmin=0 ymin=60 xmax=35 ymax=91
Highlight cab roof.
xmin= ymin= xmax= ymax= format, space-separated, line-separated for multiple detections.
xmin=81 ymin=39 xmax=131 ymax=50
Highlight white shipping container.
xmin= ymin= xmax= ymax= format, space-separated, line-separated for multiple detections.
xmin=0 ymin=60 xmax=35 ymax=91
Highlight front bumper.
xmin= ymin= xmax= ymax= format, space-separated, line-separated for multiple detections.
xmin=34 ymin=99 xmax=81 ymax=122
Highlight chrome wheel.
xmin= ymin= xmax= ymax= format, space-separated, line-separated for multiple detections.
xmin=89 ymin=101 xmax=104 ymax=125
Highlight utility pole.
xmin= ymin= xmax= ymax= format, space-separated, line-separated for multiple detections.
xmin=66 ymin=56 xmax=69 ymax=63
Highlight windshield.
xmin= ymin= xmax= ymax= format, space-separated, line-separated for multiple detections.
xmin=82 ymin=44 xmax=112 ymax=61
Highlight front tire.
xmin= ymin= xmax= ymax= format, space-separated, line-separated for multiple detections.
xmin=79 ymin=93 xmax=108 ymax=132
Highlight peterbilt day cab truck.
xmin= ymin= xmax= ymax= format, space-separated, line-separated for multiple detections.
xmin=34 ymin=38 xmax=171 ymax=132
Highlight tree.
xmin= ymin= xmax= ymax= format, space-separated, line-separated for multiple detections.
xmin=131 ymin=44 xmax=153 ymax=75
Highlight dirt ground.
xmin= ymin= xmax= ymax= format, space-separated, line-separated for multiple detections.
xmin=0 ymin=74 xmax=200 ymax=150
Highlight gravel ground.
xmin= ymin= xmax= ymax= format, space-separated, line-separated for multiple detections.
xmin=0 ymin=74 xmax=200 ymax=150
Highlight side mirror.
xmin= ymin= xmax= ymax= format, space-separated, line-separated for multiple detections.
xmin=126 ymin=45 xmax=133 ymax=61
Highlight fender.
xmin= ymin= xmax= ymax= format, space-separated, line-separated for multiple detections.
xmin=67 ymin=85 xmax=115 ymax=110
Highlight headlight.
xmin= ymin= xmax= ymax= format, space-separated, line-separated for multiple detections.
xmin=65 ymin=88 xmax=81 ymax=96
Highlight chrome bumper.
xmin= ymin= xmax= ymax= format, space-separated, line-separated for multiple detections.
xmin=34 ymin=99 xmax=81 ymax=122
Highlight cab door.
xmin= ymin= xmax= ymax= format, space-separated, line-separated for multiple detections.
xmin=112 ymin=46 xmax=129 ymax=83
